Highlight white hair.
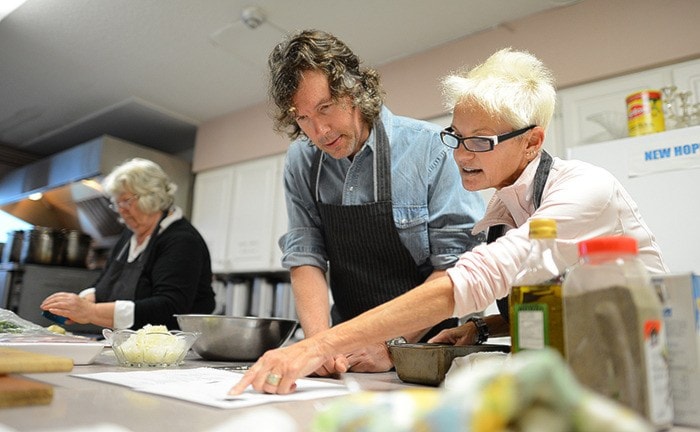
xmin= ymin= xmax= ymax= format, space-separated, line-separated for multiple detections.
xmin=442 ymin=48 xmax=556 ymax=130
xmin=102 ymin=158 xmax=177 ymax=213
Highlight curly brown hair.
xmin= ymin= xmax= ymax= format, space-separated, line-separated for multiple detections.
xmin=268 ymin=29 xmax=384 ymax=140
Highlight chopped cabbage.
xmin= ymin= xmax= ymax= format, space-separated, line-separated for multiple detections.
xmin=117 ymin=325 xmax=187 ymax=366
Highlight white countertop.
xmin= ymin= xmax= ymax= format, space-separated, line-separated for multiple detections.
xmin=2 ymin=349 xmax=698 ymax=432
xmin=0 ymin=349 xmax=419 ymax=432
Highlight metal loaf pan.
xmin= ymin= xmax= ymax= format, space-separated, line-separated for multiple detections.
xmin=388 ymin=343 xmax=510 ymax=386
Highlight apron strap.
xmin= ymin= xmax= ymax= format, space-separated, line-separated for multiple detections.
xmin=311 ymin=147 xmax=323 ymax=202
xmin=486 ymin=225 xmax=506 ymax=243
xmin=373 ymin=119 xmax=392 ymax=202
xmin=532 ymin=150 xmax=553 ymax=209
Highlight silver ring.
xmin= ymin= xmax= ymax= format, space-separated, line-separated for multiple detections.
xmin=265 ymin=373 xmax=282 ymax=386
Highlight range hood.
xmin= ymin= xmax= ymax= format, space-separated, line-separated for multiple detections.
xmin=0 ymin=135 xmax=193 ymax=248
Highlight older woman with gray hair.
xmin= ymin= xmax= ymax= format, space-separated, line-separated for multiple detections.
xmin=41 ymin=158 xmax=215 ymax=330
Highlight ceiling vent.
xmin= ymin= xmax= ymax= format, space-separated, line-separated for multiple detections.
xmin=240 ymin=6 xmax=266 ymax=29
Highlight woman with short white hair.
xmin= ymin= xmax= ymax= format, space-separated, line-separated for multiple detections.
xmin=41 ymin=158 xmax=215 ymax=330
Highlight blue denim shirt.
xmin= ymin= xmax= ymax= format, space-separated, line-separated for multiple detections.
xmin=279 ymin=107 xmax=485 ymax=272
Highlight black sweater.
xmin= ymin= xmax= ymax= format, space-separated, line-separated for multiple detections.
xmin=94 ymin=218 xmax=215 ymax=329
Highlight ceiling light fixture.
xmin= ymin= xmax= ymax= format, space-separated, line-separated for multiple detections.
xmin=0 ymin=0 xmax=27 ymax=24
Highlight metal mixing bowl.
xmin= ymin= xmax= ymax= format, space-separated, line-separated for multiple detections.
xmin=175 ymin=314 xmax=298 ymax=361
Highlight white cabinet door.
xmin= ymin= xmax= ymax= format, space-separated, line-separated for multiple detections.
xmin=227 ymin=156 xmax=279 ymax=272
xmin=190 ymin=165 xmax=235 ymax=274
xmin=269 ymin=154 xmax=287 ymax=271
xmin=192 ymin=154 xmax=289 ymax=274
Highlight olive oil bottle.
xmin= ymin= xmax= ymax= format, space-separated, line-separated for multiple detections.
xmin=509 ymin=218 xmax=566 ymax=356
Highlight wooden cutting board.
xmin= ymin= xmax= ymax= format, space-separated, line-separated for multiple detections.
xmin=0 ymin=347 xmax=73 ymax=408
xmin=0 ymin=375 xmax=53 ymax=408
xmin=0 ymin=347 xmax=73 ymax=374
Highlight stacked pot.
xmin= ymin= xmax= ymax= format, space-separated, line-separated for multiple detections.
xmin=2 ymin=228 xmax=92 ymax=267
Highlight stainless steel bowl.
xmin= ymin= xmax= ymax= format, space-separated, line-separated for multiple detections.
xmin=174 ymin=314 xmax=297 ymax=361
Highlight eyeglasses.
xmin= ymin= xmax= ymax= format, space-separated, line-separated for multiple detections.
xmin=440 ymin=125 xmax=536 ymax=152
xmin=109 ymin=195 xmax=139 ymax=211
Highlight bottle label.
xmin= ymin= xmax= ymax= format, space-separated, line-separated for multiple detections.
xmin=510 ymin=284 xmax=564 ymax=355
xmin=513 ymin=302 xmax=548 ymax=350
xmin=643 ymin=319 xmax=674 ymax=425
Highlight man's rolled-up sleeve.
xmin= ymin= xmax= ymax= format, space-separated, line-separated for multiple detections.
xmin=279 ymin=228 xmax=328 ymax=271
xmin=279 ymin=148 xmax=328 ymax=271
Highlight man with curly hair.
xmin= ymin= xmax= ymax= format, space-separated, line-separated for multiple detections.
xmin=270 ymin=30 xmax=485 ymax=374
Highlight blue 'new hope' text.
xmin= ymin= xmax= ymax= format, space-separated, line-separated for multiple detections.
xmin=644 ymin=143 xmax=700 ymax=160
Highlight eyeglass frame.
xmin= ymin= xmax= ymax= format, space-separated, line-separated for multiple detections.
xmin=440 ymin=124 xmax=537 ymax=152
xmin=109 ymin=195 xmax=139 ymax=211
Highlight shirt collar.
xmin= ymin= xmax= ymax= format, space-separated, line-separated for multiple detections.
xmin=472 ymin=153 xmax=542 ymax=233
xmin=356 ymin=105 xmax=391 ymax=157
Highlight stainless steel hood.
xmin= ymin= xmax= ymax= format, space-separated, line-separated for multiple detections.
xmin=0 ymin=135 xmax=193 ymax=248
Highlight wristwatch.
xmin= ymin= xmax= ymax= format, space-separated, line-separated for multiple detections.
xmin=466 ymin=316 xmax=489 ymax=344
xmin=385 ymin=336 xmax=408 ymax=347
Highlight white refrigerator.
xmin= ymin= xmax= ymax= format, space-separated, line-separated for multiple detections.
xmin=567 ymin=125 xmax=700 ymax=274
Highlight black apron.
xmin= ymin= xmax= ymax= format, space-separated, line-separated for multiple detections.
xmin=491 ymin=151 xmax=553 ymax=323
xmin=311 ymin=120 xmax=457 ymax=341
xmin=95 ymin=211 xmax=167 ymax=303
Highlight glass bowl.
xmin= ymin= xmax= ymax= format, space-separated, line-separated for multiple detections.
xmin=103 ymin=327 xmax=200 ymax=367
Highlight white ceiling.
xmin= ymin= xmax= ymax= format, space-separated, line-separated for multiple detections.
xmin=0 ymin=0 xmax=579 ymax=169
